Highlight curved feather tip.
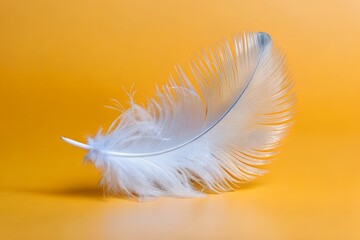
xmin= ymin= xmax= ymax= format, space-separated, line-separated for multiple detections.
xmin=62 ymin=32 xmax=295 ymax=199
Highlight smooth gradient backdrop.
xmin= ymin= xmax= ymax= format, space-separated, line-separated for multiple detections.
xmin=1 ymin=0 xmax=359 ymax=239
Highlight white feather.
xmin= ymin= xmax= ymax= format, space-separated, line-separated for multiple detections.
xmin=62 ymin=32 xmax=295 ymax=199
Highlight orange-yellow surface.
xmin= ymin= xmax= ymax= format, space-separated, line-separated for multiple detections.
xmin=1 ymin=0 xmax=359 ymax=239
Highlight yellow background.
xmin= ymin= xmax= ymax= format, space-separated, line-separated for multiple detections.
xmin=1 ymin=0 xmax=360 ymax=239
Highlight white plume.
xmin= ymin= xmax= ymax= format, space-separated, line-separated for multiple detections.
xmin=62 ymin=32 xmax=295 ymax=200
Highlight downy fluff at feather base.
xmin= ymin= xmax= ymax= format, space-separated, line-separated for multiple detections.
xmin=62 ymin=32 xmax=295 ymax=199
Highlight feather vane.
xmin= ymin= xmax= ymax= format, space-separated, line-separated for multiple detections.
xmin=62 ymin=32 xmax=295 ymax=199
